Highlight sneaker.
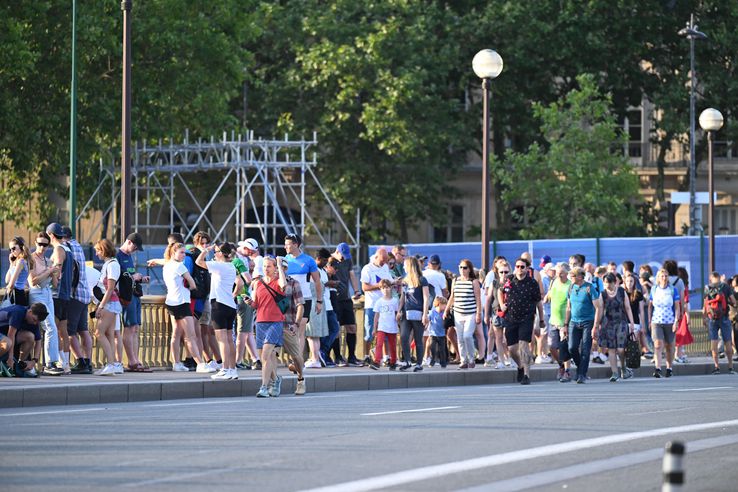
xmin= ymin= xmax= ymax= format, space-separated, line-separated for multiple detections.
xmin=228 ymin=368 xmax=238 ymax=380
xmin=733 ymin=355 xmax=738 ymax=362
xmin=495 ymin=362 xmax=505 ymax=370
xmin=503 ymin=358 xmax=512 ymax=367
xmin=413 ymin=365 xmax=423 ymax=372
xmin=719 ymin=351 xmax=726 ymax=359
xmin=172 ymin=362 xmax=189 ymax=372
xmin=70 ymin=361 xmax=87 ymax=374
xmin=484 ymin=359 xmax=496 ymax=368
xmin=653 ymin=368 xmax=662 ymax=378
xmin=305 ymin=359 xmax=322 ymax=369
xmin=363 ymin=356 xmax=372 ymax=366
xmin=541 ymin=354 xmax=552 ymax=363
xmin=256 ymin=385 xmax=270 ymax=398
xmin=348 ymin=357 xmax=364 ymax=367
xmin=196 ymin=362 xmax=216 ymax=373
xmin=295 ymin=378 xmax=306 ymax=395
xmin=43 ymin=365 xmax=64 ymax=376
xmin=207 ymin=360 xmax=221 ymax=371
xmin=269 ymin=375 xmax=282 ymax=397
xmin=557 ymin=366 xmax=565 ymax=380
xmin=423 ymin=357 xmax=432 ymax=367
xmin=469 ymin=361 xmax=476 ymax=369
xmin=96 ymin=364 xmax=116 ymax=376
xmin=324 ymin=358 xmax=337 ymax=368
xmin=458 ymin=363 xmax=469 ymax=370
xmin=559 ymin=371 xmax=572 ymax=383
xmin=236 ymin=362 xmax=251 ymax=370
xmin=622 ymin=368 xmax=633 ymax=379
xmin=398 ymin=362 xmax=412 ymax=372
xmin=712 ymin=367 xmax=721 ymax=375
xmin=516 ymin=368 xmax=525 ymax=383
xmin=665 ymin=368 xmax=673 ymax=378
xmin=609 ymin=372 xmax=619 ymax=382
xmin=643 ymin=351 xmax=653 ymax=359
xmin=534 ymin=355 xmax=544 ymax=365
xmin=382 ymin=355 xmax=390 ymax=366
xmin=368 ymin=360 xmax=380 ymax=371
xmin=508 ymin=359 xmax=518 ymax=369
xmin=576 ymin=375 xmax=585 ymax=384
xmin=729 ymin=368 xmax=736 ymax=375
xmin=113 ymin=362 xmax=124 ymax=375
xmin=520 ymin=374 xmax=530 ymax=385
xmin=211 ymin=369 xmax=231 ymax=381
xmin=430 ymin=360 xmax=436 ymax=367
xmin=254 ymin=360 xmax=262 ymax=371
xmin=592 ymin=355 xmax=605 ymax=364
xmin=336 ymin=356 xmax=348 ymax=367
xmin=389 ymin=363 xmax=398 ymax=371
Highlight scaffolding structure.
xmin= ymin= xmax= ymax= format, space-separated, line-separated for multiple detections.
xmin=77 ymin=131 xmax=360 ymax=255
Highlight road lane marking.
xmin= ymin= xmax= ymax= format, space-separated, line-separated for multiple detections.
xmin=673 ymin=386 xmax=733 ymax=392
xmin=627 ymin=406 xmax=697 ymax=416
xmin=456 ymin=433 xmax=738 ymax=492
xmin=0 ymin=407 xmax=104 ymax=417
xmin=298 ymin=418 xmax=738 ymax=492
xmin=122 ymin=466 xmax=241 ymax=487
xmin=361 ymin=406 xmax=460 ymax=416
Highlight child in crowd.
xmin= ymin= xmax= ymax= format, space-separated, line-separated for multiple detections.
xmin=369 ymin=279 xmax=400 ymax=370
xmin=428 ymin=296 xmax=448 ymax=367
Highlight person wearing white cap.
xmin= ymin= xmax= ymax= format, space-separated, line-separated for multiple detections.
xmin=238 ymin=238 xmax=264 ymax=278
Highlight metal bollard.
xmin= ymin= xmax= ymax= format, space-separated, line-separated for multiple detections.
xmin=662 ymin=441 xmax=686 ymax=491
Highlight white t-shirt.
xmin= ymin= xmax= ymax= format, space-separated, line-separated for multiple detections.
xmin=373 ymin=296 xmax=399 ymax=334
xmin=99 ymin=258 xmax=121 ymax=301
xmin=360 ymin=261 xmax=392 ymax=309
xmin=206 ymin=260 xmax=238 ymax=309
xmin=423 ymin=268 xmax=447 ymax=298
xmin=318 ymin=268 xmax=333 ymax=311
xmin=251 ymin=254 xmax=265 ymax=278
xmin=164 ymin=261 xmax=190 ymax=306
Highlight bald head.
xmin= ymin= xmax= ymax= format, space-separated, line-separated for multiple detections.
xmin=374 ymin=248 xmax=388 ymax=266
xmin=520 ymin=252 xmax=532 ymax=262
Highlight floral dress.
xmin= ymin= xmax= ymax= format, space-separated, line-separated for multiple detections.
xmin=599 ymin=287 xmax=628 ymax=349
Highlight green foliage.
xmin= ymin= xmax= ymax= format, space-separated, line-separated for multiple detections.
xmin=497 ymin=75 xmax=641 ymax=239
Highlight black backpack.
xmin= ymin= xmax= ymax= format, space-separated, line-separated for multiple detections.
xmin=186 ymin=249 xmax=210 ymax=300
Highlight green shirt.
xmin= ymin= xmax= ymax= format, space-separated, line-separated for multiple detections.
xmin=548 ymin=279 xmax=572 ymax=327
xmin=232 ymin=257 xmax=250 ymax=296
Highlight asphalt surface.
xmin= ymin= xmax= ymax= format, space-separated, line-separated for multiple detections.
xmin=3 ymin=373 xmax=738 ymax=492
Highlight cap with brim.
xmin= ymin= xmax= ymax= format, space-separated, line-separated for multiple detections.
xmin=127 ymin=232 xmax=144 ymax=251
xmin=46 ymin=222 xmax=64 ymax=238
xmin=429 ymin=254 xmax=441 ymax=265
xmin=238 ymin=238 xmax=259 ymax=251
xmin=539 ymin=255 xmax=552 ymax=268
xmin=336 ymin=242 xmax=351 ymax=260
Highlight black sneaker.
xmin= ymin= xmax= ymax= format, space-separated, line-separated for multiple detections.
xmin=516 ymin=368 xmax=524 ymax=383
xmin=399 ymin=362 xmax=412 ymax=372
xmin=254 ymin=360 xmax=262 ymax=371
xmin=43 ymin=365 xmax=64 ymax=376
xmin=389 ymin=363 xmax=398 ymax=371
xmin=430 ymin=360 xmax=436 ymax=367
xmin=413 ymin=365 xmax=423 ymax=372
xmin=576 ymin=375 xmax=585 ymax=384
xmin=368 ymin=360 xmax=380 ymax=371
xmin=348 ymin=357 xmax=364 ymax=367
xmin=665 ymin=368 xmax=673 ymax=378
xmin=653 ymin=368 xmax=662 ymax=378
xmin=336 ymin=356 xmax=348 ymax=367
xmin=712 ymin=367 xmax=721 ymax=375
xmin=520 ymin=374 xmax=530 ymax=385
xmin=236 ymin=362 xmax=251 ymax=370
xmin=70 ymin=362 xmax=87 ymax=374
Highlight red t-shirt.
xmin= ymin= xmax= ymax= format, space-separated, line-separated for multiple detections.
xmin=254 ymin=277 xmax=286 ymax=323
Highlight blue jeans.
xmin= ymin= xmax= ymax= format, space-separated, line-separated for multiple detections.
xmin=321 ymin=310 xmax=341 ymax=354
xmin=568 ymin=320 xmax=594 ymax=379
xmin=29 ymin=287 xmax=59 ymax=365
xmin=364 ymin=308 xmax=375 ymax=341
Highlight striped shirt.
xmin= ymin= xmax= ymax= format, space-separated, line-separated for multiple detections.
xmin=453 ymin=278 xmax=477 ymax=315
xmin=68 ymin=239 xmax=91 ymax=304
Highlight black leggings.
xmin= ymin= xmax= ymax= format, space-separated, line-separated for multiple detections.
xmin=401 ymin=317 xmax=425 ymax=363
xmin=211 ymin=301 xmax=237 ymax=330
xmin=12 ymin=288 xmax=28 ymax=307
xmin=430 ymin=335 xmax=448 ymax=365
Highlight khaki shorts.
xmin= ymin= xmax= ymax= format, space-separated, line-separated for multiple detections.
xmin=199 ymin=299 xmax=212 ymax=326
xmin=282 ymin=324 xmax=302 ymax=359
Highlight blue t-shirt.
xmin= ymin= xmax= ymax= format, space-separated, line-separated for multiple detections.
xmin=0 ymin=305 xmax=34 ymax=335
xmin=567 ymin=281 xmax=600 ymax=323
xmin=404 ymin=277 xmax=429 ymax=314
xmin=286 ymin=252 xmax=318 ymax=301
xmin=116 ymin=249 xmax=135 ymax=275
xmin=428 ymin=309 xmax=445 ymax=337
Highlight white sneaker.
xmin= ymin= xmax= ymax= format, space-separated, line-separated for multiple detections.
xmin=228 ymin=368 xmax=239 ymax=380
xmin=542 ymin=354 xmax=552 ymax=363
xmin=422 ymin=357 xmax=432 ymax=367
xmin=210 ymin=369 xmax=230 ymax=381
xmin=484 ymin=359 xmax=496 ymax=367
xmin=503 ymin=358 xmax=512 ymax=367
xmin=495 ymin=362 xmax=505 ymax=369
xmin=295 ymin=378 xmax=306 ymax=395
xmin=534 ymin=355 xmax=544 ymax=364
xmin=305 ymin=359 xmax=322 ymax=369
xmin=196 ymin=362 xmax=216 ymax=373
xmin=172 ymin=362 xmax=189 ymax=372
xmin=113 ymin=362 xmax=124 ymax=374
xmin=207 ymin=360 xmax=221 ymax=371
xmin=96 ymin=364 xmax=116 ymax=376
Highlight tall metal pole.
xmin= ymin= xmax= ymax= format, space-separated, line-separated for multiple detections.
xmin=121 ymin=0 xmax=133 ymax=242
xmin=481 ymin=78 xmax=491 ymax=273
xmin=69 ymin=0 xmax=77 ymax=235
xmin=707 ymin=130 xmax=715 ymax=273
xmin=688 ymin=21 xmax=697 ymax=235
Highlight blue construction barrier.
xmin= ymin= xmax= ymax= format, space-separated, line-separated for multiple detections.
xmin=370 ymin=235 xmax=738 ymax=309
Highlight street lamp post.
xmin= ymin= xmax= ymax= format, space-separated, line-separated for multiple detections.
xmin=699 ymin=108 xmax=724 ymax=273
xmin=472 ymin=49 xmax=503 ymax=272
xmin=69 ymin=0 xmax=78 ymax=236
xmin=678 ymin=14 xmax=707 ymax=236
xmin=121 ymin=0 xmax=133 ymax=242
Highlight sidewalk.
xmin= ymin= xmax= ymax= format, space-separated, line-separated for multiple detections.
xmin=0 ymin=357 xmax=725 ymax=408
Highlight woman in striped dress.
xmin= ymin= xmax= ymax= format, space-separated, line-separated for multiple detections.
xmin=444 ymin=258 xmax=481 ymax=369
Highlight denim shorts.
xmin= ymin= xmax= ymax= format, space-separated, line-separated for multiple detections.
xmin=122 ymin=295 xmax=142 ymax=327
xmin=256 ymin=321 xmax=283 ymax=349
xmin=707 ymin=317 xmax=732 ymax=343
xmin=364 ymin=308 xmax=376 ymax=341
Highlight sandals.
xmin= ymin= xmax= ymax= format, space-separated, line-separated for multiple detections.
xmin=125 ymin=363 xmax=153 ymax=373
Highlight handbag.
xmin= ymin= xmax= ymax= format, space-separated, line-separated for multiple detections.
xmin=0 ymin=292 xmax=11 ymax=309
xmin=625 ymin=332 xmax=641 ymax=369
xmin=260 ymin=278 xmax=290 ymax=314
xmin=675 ymin=312 xmax=693 ymax=346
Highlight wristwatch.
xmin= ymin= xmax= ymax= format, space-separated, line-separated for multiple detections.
xmin=316 ymin=300 xmax=323 ymax=304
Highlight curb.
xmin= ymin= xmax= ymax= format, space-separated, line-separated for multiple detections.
xmin=0 ymin=362 xmax=721 ymax=409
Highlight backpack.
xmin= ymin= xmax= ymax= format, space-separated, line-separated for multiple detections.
xmin=117 ymin=272 xmax=134 ymax=306
xmin=705 ymin=283 xmax=728 ymax=320
xmin=71 ymin=260 xmax=80 ymax=290
xmin=186 ymin=249 xmax=211 ymax=300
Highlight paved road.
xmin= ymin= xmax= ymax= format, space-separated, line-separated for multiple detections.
xmin=3 ymin=374 xmax=738 ymax=491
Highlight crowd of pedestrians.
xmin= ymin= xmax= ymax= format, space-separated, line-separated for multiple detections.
xmin=3 ymin=231 xmax=738 ymax=393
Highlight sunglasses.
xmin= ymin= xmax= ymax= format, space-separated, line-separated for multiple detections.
xmin=36 ymin=241 xmax=49 ymax=247
xmin=515 ymin=265 xmax=527 ymax=269
xmin=388 ymin=262 xmax=396 ymax=267
xmin=498 ymin=270 xmax=509 ymax=274
xmin=459 ymin=265 xmax=469 ymax=270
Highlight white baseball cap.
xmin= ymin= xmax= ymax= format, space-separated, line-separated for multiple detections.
xmin=237 ymin=238 xmax=259 ymax=251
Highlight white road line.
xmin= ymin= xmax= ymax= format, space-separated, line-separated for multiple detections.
xmin=456 ymin=433 xmax=738 ymax=492
xmin=627 ymin=406 xmax=697 ymax=416
xmin=122 ymin=466 xmax=241 ymax=487
xmin=361 ymin=406 xmax=460 ymax=416
xmin=0 ymin=407 xmax=104 ymax=417
xmin=673 ymin=386 xmax=733 ymax=392
xmin=298 ymin=418 xmax=738 ymax=492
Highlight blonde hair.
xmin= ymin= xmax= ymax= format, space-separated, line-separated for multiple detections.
xmin=379 ymin=278 xmax=393 ymax=289
xmin=569 ymin=266 xmax=585 ymax=279
xmin=403 ymin=257 xmax=423 ymax=288
xmin=164 ymin=242 xmax=184 ymax=261
xmin=433 ymin=296 xmax=448 ymax=307
xmin=94 ymin=238 xmax=116 ymax=259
